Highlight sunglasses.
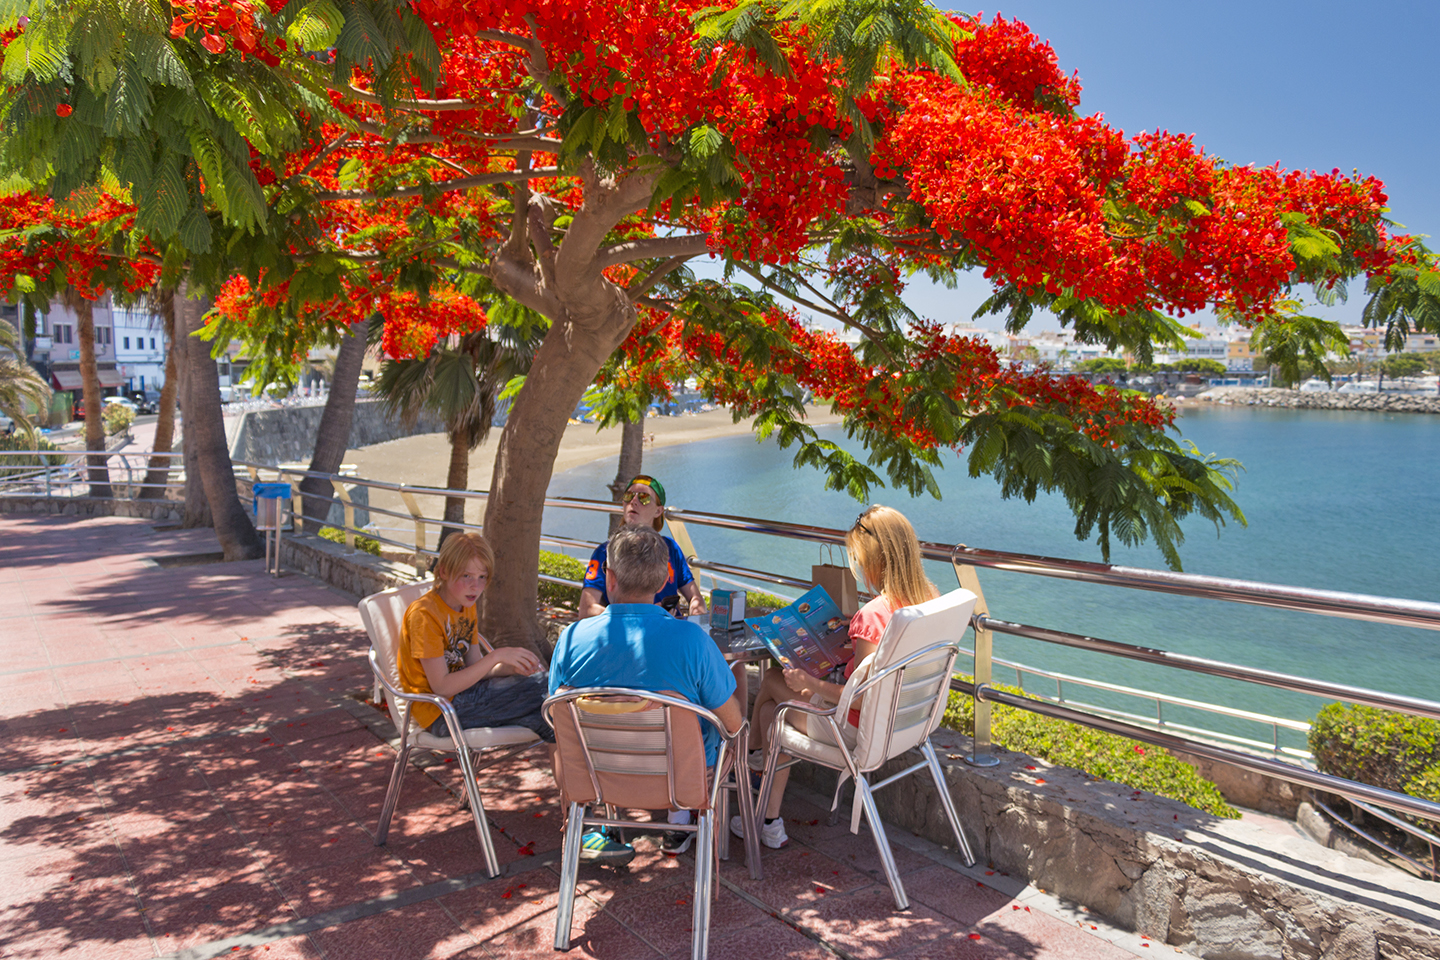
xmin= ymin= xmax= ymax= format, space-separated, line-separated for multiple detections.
xmin=622 ymin=490 xmax=655 ymax=506
xmin=854 ymin=509 xmax=873 ymax=537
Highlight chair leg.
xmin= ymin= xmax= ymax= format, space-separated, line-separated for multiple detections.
xmin=555 ymin=802 xmax=586 ymax=951
xmin=922 ymin=740 xmax=976 ymax=867
xmin=456 ymin=748 xmax=500 ymax=878
xmin=856 ymin=777 xmax=909 ymax=910
xmin=717 ymin=782 xmax=731 ymax=861
xmin=374 ymin=739 xmax=413 ymax=846
xmin=734 ymin=764 xmax=763 ymax=880
xmin=691 ymin=809 xmax=714 ymax=960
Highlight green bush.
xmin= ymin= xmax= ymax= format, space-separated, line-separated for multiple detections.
xmin=0 ymin=431 xmax=61 ymax=477
xmin=318 ymin=525 xmax=383 ymax=556
xmin=1309 ymin=702 xmax=1440 ymax=816
xmin=943 ymin=677 xmax=1239 ymax=818
xmin=539 ymin=550 xmax=586 ymax=607
xmin=102 ymin=403 xmax=134 ymax=436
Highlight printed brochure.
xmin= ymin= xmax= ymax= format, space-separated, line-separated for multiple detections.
xmin=743 ymin=584 xmax=852 ymax=680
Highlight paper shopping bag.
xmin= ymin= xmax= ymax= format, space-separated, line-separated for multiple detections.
xmin=812 ymin=563 xmax=859 ymax=617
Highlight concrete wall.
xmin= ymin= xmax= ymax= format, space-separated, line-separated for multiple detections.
xmin=793 ymin=732 xmax=1440 ymax=960
xmin=228 ymin=399 xmax=446 ymax=466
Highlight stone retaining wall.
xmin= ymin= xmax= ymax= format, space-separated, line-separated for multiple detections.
xmin=0 ymin=496 xmax=183 ymax=522
xmin=229 ymin=399 xmax=446 ymax=465
xmin=793 ymin=731 xmax=1440 ymax=960
xmin=1198 ymin=387 xmax=1440 ymax=414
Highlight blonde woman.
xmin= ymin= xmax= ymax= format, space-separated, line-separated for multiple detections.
xmin=735 ymin=505 xmax=938 ymax=848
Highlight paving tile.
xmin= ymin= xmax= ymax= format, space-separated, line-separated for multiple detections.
xmin=717 ymin=843 xmax=876 ymax=910
xmin=308 ymin=898 xmax=478 ymax=960
xmin=697 ymin=921 xmax=836 ymax=960
xmin=785 ymin=885 xmax=957 ymax=959
xmin=274 ymin=847 xmax=425 ymax=918
xmin=602 ymin=884 xmax=769 ymax=956
xmin=487 ymin=908 xmax=663 ymax=960
xmin=144 ymin=875 xmax=297 ymax=954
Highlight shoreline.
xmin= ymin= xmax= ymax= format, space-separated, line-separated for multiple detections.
xmin=1187 ymin=385 xmax=1440 ymax=414
xmin=339 ymin=404 xmax=845 ymax=525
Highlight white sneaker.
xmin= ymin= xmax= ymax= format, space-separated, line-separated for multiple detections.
xmin=730 ymin=814 xmax=789 ymax=849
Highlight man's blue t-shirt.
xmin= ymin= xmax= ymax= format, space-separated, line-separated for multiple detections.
xmin=549 ymin=604 xmax=736 ymax=766
xmin=582 ymin=536 xmax=694 ymax=607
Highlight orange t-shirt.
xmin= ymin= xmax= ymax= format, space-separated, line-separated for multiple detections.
xmin=845 ymin=594 xmax=897 ymax=727
xmin=398 ymin=588 xmax=479 ymax=730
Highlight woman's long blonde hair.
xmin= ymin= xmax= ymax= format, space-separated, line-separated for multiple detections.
xmin=845 ymin=505 xmax=937 ymax=608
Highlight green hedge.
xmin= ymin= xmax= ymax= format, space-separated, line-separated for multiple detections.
xmin=943 ymin=677 xmax=1239 ymax=818
xmin=318 ymin=525 xmax=383 ymax=556
xmin=1309 ymin=702 xmax=1440 ymax=824
xmin=539 ymin=550 xmax=586 ymax=607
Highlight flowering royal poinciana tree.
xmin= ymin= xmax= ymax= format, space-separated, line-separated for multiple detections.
xmin=4 ymin=1 xmax=1438 ymax=651
xmin=0 ymin=191 xmax=160 ymax=496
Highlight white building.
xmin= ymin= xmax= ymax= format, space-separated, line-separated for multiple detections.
xmin=112 ymin=303 xmax=167 ymax=393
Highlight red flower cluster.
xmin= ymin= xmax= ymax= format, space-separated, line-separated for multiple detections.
xmin=952 ymin=15 xmax=1081 ymax=112
xmin=215 ymin=272 xmax=488 ymax=361
xmin=0 ymin=193 xmax=159 ymax=302
xmin=168 ymin=1 xmax=278 ymax=55
xmin=671 ymin=311 xmax=1168 ymax=451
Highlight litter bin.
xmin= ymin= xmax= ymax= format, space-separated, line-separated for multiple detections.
xmin=253 ymin=482 xmax=292 ymax=576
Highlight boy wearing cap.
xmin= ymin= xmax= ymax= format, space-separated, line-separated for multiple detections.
xmin=578 ymin=475 xmax=706 ymax=619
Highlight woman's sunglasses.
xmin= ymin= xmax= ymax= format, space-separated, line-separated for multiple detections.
xmin=622 ymin=490 xmax=655 ymax=506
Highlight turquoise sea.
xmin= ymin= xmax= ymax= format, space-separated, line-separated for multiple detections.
xmin=544 ymin=406 xmax=1440 ymax=747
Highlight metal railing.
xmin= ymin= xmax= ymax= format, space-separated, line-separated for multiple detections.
xmin=29 ymin=453 xmax=1439 ymax=871
xmin=0 ymin=448 xmax=186 ymax=499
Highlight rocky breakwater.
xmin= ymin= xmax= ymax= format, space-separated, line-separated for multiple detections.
xmin=1197 ymin=386 xmax=1440 ymax=414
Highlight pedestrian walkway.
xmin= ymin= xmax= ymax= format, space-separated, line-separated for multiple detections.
xmin=0 ymin=513 xmax=1173 ymax=960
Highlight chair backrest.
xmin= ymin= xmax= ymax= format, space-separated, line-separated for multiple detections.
xmin=847 ymin=588 xmax=978 ymax=771
xmin=358 ymin=580 xmax=435 ymax=730
xmin=544 ymin=688 xmax=712 ymax=812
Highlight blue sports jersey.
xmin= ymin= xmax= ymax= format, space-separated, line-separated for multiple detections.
xmin=582 ymin=536 xmax=694 ymax=607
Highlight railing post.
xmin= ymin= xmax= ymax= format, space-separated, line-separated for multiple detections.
xmin=331 ymin=479 xmax=356 ymax=554
xmin=951 ymin=554 xmax=1000 ymax=767
xmin=398 ymin=485 xmax=427 ymax=576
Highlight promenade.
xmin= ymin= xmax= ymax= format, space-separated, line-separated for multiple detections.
xmin=1 ymin=512 xmax=1171 ymax=960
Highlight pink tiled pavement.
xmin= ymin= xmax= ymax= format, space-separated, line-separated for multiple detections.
xmin=0 ymin=513 xmax=1157 ymax=960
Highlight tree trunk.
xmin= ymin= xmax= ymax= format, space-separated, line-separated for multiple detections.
xmin=606 ymin=416 xmax=646 ymax=537
xmin=481 ymin=312 xmax=634 ymax=652
xmin=439 ymin=428 xmax=469 ymax=549
xmin=299 ymin=318 xmax=369 ymax=531
xmin=172 ymin=291 xmax=210 ymax=527
xmin=71 ymin=294 xmax=112 ymax=498
xmin=139 ymin=288 xmax=179 ymax=500
xmin=176 ymin=289 xmax=264 ymax=560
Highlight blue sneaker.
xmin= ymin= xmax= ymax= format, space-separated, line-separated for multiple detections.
xmin=579 ymin=830 xmax=634 ymax=864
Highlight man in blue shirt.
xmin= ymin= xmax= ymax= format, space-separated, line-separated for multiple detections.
xmin=551 ymin=525 xmax=740 ymax=860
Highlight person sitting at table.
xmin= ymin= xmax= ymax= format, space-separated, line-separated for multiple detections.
xmin=551 ymin=524 xmax=742 ymax=861
xmin=579 ymin=474 xmax=706 ymax=618
xmin=734 ymin=504 xmax=938 ymax=850
xmin=398 ymin=532 xmax=555 ymax=744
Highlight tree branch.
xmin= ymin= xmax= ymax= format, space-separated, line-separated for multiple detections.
xmin=328 ymin=82 xmax=484 ymax=112
xmin=626 ymin=255 xmax=694 ymax=302
xmin=311 ymin=169 xmax=558 ymax=201
xmin=298 ymin=133 xmax=351 ymax=177
xmin=597 ymin=234 xmax=710 ymax=269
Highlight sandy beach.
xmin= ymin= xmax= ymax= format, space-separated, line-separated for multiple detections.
xmin=336 ymin=404 xmax=844 ymax=533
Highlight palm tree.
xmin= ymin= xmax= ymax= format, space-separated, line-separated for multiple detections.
xmin=0 ymin=318 xmax=51 ymax=435
xmin=375 ymin=321 xmax=540 ymax=545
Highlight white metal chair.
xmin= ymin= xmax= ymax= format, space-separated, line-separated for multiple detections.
xmin=359 ymin=581 xmax=543 ymax=878
xmin=543 ymin=687 xmax=762 ymax=960
xmin=756 ymin=587 xmax=980 ymax=909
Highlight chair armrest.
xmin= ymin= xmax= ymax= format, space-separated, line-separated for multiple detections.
xmin=368 ymin=648 xmax=464 ymax=740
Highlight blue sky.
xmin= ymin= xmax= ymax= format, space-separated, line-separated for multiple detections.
xmin=901 ymin=2 xmax=1440 ymax=332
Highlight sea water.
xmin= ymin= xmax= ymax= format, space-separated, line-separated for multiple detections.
xmin=545 ymin=406 xmax=1440 ymax=745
